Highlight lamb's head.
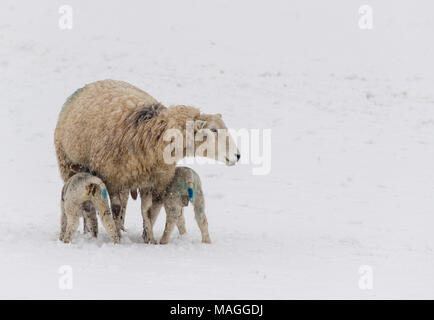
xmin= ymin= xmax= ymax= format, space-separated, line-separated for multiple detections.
xmin=193 ymin=113 xmax=240 ymax=166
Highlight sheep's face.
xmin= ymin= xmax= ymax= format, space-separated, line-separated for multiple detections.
xmin=194 ymin=114 xmax=240 ymax=166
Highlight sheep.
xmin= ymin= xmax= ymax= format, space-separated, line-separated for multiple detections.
xmin=54 ymin=79 xmax=240 ymax=243
xmin=146 ymin=166 xmax=210 ymax=244
xmin=59 ymin=172 xmax=120 ymax=244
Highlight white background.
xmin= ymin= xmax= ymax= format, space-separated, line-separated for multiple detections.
xmin=0 ymin=0 xmax=433 ymax=298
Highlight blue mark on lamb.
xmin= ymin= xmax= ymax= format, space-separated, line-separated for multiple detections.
xmin=102 ymin=188 xmax=108 ymax=199
xmin=188 ymin=187 xmax=194 ymax=201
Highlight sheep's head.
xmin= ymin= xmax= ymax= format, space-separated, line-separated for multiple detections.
xmin=193 ymin=113 xmax=240 ymax=166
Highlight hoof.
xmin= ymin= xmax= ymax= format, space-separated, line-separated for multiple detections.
xmin=159 ymin=238 xmax=169 ymax=245
xmin=202 ymin=236 xmax=211 ymax=244
xmin=142 ymin=234 xmax=157 ymax=244
xmin=111 ymin=233 xmax=121 ymax=244
xmin=144 ymin=239 xmax=157 ymax=244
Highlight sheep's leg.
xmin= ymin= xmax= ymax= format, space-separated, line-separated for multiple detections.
xmin=160 ymin=205 xmax=179 ymax=244
xmin=176 ymin=207 xmax=187 ymax=235
xmin=55 ymin=145 xmax=76 ymax=181
xmin=59 ymin=200 xmax=67 ymax=241
xmin=140 ymin=190 xmax=156 ymax=244
xmin=62 ymin=212 xmax=80 ymax=243
xmin=82 ymin=201 xmax=98 ymax=238
xmin=119 ymin=189 xmax=129 ymax=231
xmin=194 ymin=205 xmax=211 ymax=244
xmin=109 ymin=193 xmax=123 ymax=239
xmin=149 ymin=200 xmax=163 ymax=227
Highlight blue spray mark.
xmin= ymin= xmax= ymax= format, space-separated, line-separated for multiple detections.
xmin=188 ymin=187 xmax=194 ymax=202
xmin=62 ymin=87 xmax=83 ymax=108
xmin=102 ymin=188 xmax=108 ymax=199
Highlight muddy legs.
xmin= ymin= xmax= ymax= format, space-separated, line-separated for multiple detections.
xmin=82 ymin=200 xmax=98 ymax=237
xmin=160 ymin=205 xmax=180 ymax=245
xmin=140 ymin=190 xmax=156 ymax=244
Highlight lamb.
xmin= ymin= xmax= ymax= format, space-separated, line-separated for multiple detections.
xmin=81 ymin=167 xmax=210 ymax=244
xmin=150 ymin=166 xmax=210 ymax=244
xmin=59 ymin=172 xmax=120 ymax=244
xmin=54 ymin=79 xmax=240 ymax=243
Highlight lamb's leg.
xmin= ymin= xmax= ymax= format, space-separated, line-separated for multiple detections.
xmin=82 ymin=200 xmax=98 ymax=238
xmin=176 ymin=207 xmax=187 ymax=235
xmin=160 ymin=204 xmax=180 ymax=244
xmin=62 ymin=211 xmax=80 ymax=243
xmin=109 ymin=193 xmax=123 ymax=239
xmin=91 ymin=187 xmax=120 ymax=244
xmin=59 ymin=199 xmax=67 ymax=241
xmin=98 ymin=209 xmax=120 ymax=244
xmin=83 ymin=213 xmax=98 ymax=237
xmin=194 ymin=204 xmax=211 ymax=244
xmin=140 ymin=190 xmax=156 ymax=244
xmin=83 ymin=219 xmax=89 ymax=234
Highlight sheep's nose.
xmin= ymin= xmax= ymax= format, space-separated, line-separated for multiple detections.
xmin=236 ymin=153 xmax=241 ymax=161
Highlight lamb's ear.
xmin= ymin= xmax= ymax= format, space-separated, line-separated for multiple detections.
xmin=85 ymin=183 xmax=97 ymax=196
xmin=194 ymin=120 xmax=207 ymax=133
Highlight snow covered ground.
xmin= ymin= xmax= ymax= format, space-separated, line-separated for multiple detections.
xmin=1 ymin=0 xmax=434 ymax=299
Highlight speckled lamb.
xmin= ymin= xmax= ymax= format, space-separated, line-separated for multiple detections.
xmin=152 ymin=166 xmax=210 ymax=244
xmin=59 ymin=172 xmax=119 ymax=244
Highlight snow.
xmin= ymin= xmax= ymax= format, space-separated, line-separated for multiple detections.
xmin=1 ymin=0 xmax=434 ymax=299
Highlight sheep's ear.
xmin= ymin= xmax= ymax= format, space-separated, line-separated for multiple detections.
xmin=194 ymin=120 xmax=207 ymax=133
xmin=86 ymin=183 xmax=97 ymax=196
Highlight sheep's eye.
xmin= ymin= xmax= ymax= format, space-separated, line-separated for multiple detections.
xmin=210 ymin=128 xmax=218 ymax=133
